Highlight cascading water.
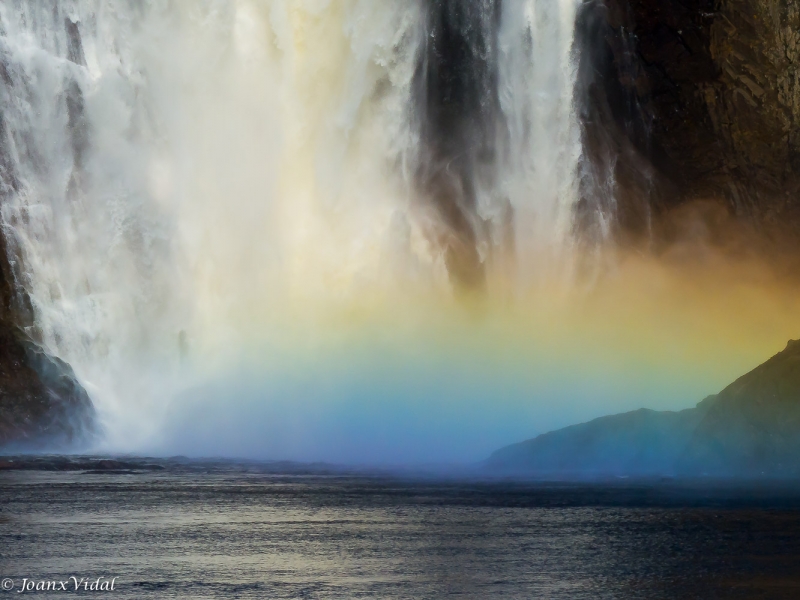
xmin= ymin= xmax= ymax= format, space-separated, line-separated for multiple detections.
xmin=0 ymin=0 xmax=587 ymax=457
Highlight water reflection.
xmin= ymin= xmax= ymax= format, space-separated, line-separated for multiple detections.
xmin=2 ymin=466 xmax=800 ymax=598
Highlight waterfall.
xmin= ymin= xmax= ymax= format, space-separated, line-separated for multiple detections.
xmin=0 ymin=0 xmax=584 ymax=452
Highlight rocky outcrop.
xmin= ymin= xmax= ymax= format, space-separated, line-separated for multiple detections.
xmin=0 ymin=333 xmax=96 ymax=450
xmin=488 ymin=339 xmax=800 ymax=477
xmin=0 ymin=227 xmax=95 ymax=450
xmin=679 ymin=339 xmax=800 ymax=474
xmin=581 ymin=0 xmax=800 ymax=235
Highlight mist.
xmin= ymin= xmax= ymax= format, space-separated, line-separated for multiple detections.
xmin=146 ymin=240 xmax=800 ymax=465
xmin=2 ymin=0 xmax=800 ymax=465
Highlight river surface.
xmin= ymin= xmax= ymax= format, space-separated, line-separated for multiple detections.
xmin=2 ymin=458 xmax=800 ymax=599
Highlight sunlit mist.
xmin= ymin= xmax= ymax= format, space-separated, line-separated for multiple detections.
xmin=2 ymin=0 xmax=799 ymax=464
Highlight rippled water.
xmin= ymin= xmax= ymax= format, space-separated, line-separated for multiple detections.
xmin=2 ymin=460 xmax=800 ymax=599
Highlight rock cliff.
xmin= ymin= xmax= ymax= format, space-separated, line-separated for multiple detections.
xmin=0 ymin=226 xmax=95 ymax=450
xmin=580 ymin=0 xmax=800 ymax=235
xmin=488 ymin=340 xmax=800 ymax=477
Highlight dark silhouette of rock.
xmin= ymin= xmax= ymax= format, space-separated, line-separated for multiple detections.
xmin=0 ymin=249 xmax=96 ymax=450
xmin=488 ymin=340 xmax=800 ymax=477
xmin=579 ymin=0 xmax=800 ymax=236
xmin=679 ymin=340 xmax=800 ymax=475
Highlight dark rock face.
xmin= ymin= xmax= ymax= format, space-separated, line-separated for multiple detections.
xmin=0 ymin=226 xmax=95 ymax=450
xmin=414 ymin=0 xmax=503 ymax=291
xmin=575 ymin=0 xmax=668 ymax=238
xmin=488 ymin=340 xmax=800 ymax=477
xmin=0 ymin=332 xmax=96 ymax=451
xmin=582 ymin=0 xmax=800 ymax=234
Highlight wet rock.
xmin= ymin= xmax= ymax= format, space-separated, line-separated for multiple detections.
xmin=0 ymin=328 xmax=96 ymax=450
xmin=583 ymin=0 xmax=800 ymax=235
